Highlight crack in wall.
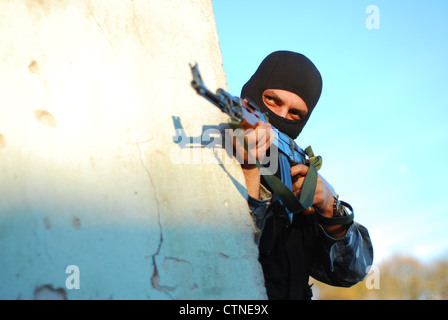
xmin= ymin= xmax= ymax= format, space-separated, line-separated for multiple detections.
xmin=136 ymin=141 xmax=174 ymax=298
xmin=83 ymin=0 xmax=116 ymax=52
xmin=130 ymin=0 xmax=144 ymax=46
xmin=34 ymin=284 xmax=67 ymax=300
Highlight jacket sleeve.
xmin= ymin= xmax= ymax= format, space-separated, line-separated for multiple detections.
xmin=247 ymin=182 xmax=374 ymax=287
xmin=246 ymin=184 xmax=273 ymax=245
xmin=310 ymin=221 xmax=374 ymax=287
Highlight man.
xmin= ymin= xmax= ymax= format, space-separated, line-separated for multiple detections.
xmin=234 ymin=51 xmax=373 ymax=300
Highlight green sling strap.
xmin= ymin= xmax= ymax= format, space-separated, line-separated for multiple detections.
xmin=231 ymin=124 xmax=317 ymax=214
xmin=231 ymin=123 xmax=354 ymax=226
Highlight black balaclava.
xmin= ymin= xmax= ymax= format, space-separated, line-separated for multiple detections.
xmin=241 ymin=51 xmax=323 ymax=139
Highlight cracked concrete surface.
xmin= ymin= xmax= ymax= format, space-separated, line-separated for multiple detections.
xmin=0 ymin=0 xmax=267 ymax=299
xmin=136 ymin=141 xmax=166 ymax=296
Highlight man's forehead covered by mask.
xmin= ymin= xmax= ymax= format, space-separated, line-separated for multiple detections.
xmin=241 ymin=51 xmax=323 ymax=139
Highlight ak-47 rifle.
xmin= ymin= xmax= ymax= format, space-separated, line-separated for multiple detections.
xmin=189 ymin=63 xmax=321 ymax=215
xmin=189 ymin=63 xmax=354 ymax=225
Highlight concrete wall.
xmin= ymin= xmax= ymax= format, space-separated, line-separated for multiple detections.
xmin=0 ymin=0 xmax=266 ymax=300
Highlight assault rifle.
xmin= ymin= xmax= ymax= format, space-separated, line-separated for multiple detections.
xmin=189 ymin=63 xmax=354 ymax=225
xmin=189 ymin=63 xmax=320 ymax=215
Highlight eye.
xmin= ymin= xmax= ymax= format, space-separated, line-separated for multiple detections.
xmin=263 ymin=95 xmax=281 ymax=106
xmin=289 ymin=109 xmax=303 ymax=120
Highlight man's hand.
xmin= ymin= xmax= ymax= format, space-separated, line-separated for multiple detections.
xmin=290 ymin=164 xmax=334 ymax=216
xmin=228 ymin=121 xmax=275 ymax=199
xmin=230 ymin=121 xmax=274 ymax=167
xmin=291 ymin=164 xmax=348 ymax=238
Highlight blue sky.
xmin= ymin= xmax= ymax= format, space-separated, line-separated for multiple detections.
xmin=212 ymin=0 xmax=448 ymax=263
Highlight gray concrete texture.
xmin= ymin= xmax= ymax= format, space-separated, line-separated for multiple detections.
xmin=0 ymin=0 xmax=267 ymax=299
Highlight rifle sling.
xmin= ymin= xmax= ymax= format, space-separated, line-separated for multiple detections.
xmin=263 ymin=162 xmax=317 ymax=213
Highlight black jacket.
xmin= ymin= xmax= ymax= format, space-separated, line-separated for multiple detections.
xmin=249 ymin=191 xmax=374 ymax=300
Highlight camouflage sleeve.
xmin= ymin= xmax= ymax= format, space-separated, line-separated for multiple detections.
xmin=247 ymin=184 xmax=273 ymax=245
xmin=310 ymin=222 xmax=374 ymax=287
